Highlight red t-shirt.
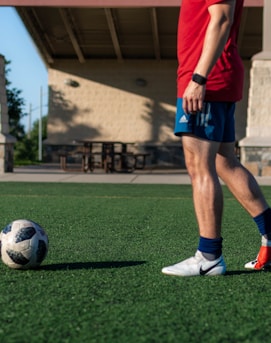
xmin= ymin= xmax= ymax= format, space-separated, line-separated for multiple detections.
xmin=177 ymin=0 xmax=244 ymax=102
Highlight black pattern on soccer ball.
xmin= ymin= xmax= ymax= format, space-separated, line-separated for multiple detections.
xmin=15 ymin=226 xmax=36 ymax=243
xmin=2 ymin=224 xmax=12 ymax=234
xmin=36 ymin=240 xmax=48 ymax=263
xmin=6 ymin=249 xmax=30 ymax=265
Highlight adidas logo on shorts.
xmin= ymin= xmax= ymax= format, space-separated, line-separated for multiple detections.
xmin=179 ymin=115 xmax=188 ymax=123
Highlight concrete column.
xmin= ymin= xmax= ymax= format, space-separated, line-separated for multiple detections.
xmin=0 ymin=54 xmax=16 ymax=173
xmin=239 ymin=0 xmax=271 ymax=176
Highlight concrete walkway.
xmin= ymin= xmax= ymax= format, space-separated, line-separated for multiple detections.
xmin=0 ymin=166 xmax=191 ymax=184
xmin=1 ymin=165 xmax=271 ymax=185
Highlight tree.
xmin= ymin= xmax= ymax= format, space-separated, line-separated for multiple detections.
xmin=4 ymin=59 xmax=47 ymax=164
xmin=4 ymin=59 xmax=27 ymax=140
xmin=14 ymin=116 xmax=47 ymax=162
xmin=30 ymin=115 xmax=47 ymax=154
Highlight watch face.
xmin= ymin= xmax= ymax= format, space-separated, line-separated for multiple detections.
xmin=192 ymin=73 xmax=207 ymax=85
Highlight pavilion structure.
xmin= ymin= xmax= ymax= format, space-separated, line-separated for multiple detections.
xmin=0 ymin=0 xmax=270 ymax=174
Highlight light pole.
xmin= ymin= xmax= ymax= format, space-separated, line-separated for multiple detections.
xmin=27 ymin=87 xmax=48 ymax=162
xmin=39 ymin=87 xmax=43 ymax=161
xmin=28 ymin=103 xmax=32 ymax=138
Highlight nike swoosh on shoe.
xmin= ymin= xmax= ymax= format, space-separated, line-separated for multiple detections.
xmin=199 ymin=260 xmax=222 ymax=276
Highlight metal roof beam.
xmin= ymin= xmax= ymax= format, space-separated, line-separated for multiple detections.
xmin=150 ymin=8 xmax=160 ymax=60
xmin=59 ymin=8 xmax=85 ymax=63
xmin=238 ymin=7 xmax=247 ymax=48
xmin=16 ymin=7 xmax=54 ymax=65
xmin=104 ymin=8 xmax=123 ymax=61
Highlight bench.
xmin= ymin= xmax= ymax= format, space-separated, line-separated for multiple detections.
xmin=133 ymin=153 xmax=151 ymax=169
xmin=59 ymin=152 xmax=102 ymax=172
xmin=59 ymin=144 xmax=151 ymax=173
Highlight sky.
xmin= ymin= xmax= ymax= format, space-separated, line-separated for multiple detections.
xmin=0 ymin=7 xmax=48 ymax=131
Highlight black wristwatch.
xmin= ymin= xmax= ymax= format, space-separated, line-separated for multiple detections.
xmin=192 ymin=73 xmax=207 ymax=85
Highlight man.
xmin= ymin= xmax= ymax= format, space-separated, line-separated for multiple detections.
xmin=162 ymin=0 xmax=271 ymax=277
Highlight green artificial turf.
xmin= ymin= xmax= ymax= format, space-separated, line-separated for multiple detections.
xmin=0 ymin=182 xmax=271 ymax=343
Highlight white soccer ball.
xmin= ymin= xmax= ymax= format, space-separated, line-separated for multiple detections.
xmin=0 ymin=219 xmax=49 ymax=269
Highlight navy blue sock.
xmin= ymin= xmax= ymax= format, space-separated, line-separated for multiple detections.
xmin=253 ymin=208 xmax=271 ymax=237
xmin=198 ymin=236 xmax=223 ymax=260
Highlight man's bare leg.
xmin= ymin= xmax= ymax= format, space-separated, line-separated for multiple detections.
xmin=161 ymin=134 xmax=226 ymax=276
xmin=216 ymin=142 xmax=271 ymax=270
xmin=216 ymin=142 xmax=268 ymax=216
xmin=182 ymin=134 xmax=223 ymax=239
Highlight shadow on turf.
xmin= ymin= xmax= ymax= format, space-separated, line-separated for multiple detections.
xmin=225 ymin=269 xmax=271 ymax=276
xmin=40 ymin=260 xmax=146 ymax=271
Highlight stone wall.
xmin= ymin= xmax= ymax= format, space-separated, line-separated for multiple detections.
xmin=240 ymin=60 xmax=271 ymax=175
xmin=0 ymin=54 xmax=16 ymax=173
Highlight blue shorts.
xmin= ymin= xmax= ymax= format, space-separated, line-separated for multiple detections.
xmin=174 ymin=98 xmax=236 ymax=142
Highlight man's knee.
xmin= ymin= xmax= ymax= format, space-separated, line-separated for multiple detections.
xmin=216 ymin=153 xmax=239 ymax=178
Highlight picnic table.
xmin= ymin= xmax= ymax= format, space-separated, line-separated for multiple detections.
xmin=59 ymin=140 xmax=150 ymax=173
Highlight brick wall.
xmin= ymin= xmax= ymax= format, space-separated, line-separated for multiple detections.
xmin=47 ymin=59 xmax=178 ymax=143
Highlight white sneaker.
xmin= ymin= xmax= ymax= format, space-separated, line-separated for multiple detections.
xmin=161 ymin=250 xmax=226 ymax=277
